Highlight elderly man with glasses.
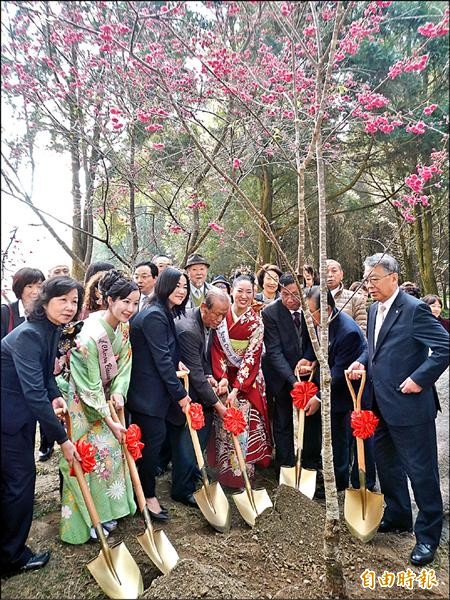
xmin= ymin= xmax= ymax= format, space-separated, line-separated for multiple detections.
xmin=348 ymin=253 xmax=449 ymax=567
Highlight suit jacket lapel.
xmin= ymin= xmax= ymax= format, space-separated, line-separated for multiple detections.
xmin=373 ymin=292 xmax=404 ymax=357
xmin=280 ymin=303 xmax=301 ymax=353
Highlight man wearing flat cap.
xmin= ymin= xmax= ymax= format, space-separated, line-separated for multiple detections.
xmin=184 ymin=253 xmax=211 ymax=308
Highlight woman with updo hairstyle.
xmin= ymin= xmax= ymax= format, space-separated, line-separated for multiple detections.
xmin=58 ymin=270 xmax=140 ymax=544
xmin=79 ymin=270 xmax=109 ymax=319
xmin=209 ymin=274 xmax=272 ymax=488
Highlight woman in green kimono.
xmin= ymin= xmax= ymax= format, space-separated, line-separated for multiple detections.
xmin=58 ymin=270 xmax=140 ymax=544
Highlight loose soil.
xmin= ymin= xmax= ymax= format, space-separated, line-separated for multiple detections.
xmin=2 ymin=371 xmax=448 ymax=600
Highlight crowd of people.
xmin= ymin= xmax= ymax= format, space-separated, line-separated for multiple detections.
xmin=0 ymin=251 xmax=448 ymax=578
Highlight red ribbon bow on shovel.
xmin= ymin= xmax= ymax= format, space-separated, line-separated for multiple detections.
xmin=223 ymin=407 xmax=247 ymax=435
xmin=125 ymin=424 xmax=145 ymax=460
xmin=290 ymin=380 xmax=319 ymax=409
xmin=350 ymin=410 xmax=379 ymax=439
xmin=70 ymin=439 xmax=96 ymax=476
xmin=189 ymin=403 xmax=205 ymax=430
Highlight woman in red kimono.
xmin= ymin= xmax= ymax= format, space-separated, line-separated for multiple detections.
xmin=210 ymin=275 xmax=272 ymax=488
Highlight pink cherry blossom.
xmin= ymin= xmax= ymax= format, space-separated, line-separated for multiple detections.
xmin=169 ymin=225 xmax=183 ymax=234
xmin=423 ymin=104 xmax=438 ymax=116
xmin=233 ymin=158 xmax=241 ymax=169
xmin=406 ymin=121 xmax=426 ymax=134
xmin=152 ymin=142 xmax=165 ymax=150
xmin=208 ymin=222 xmax=225 ymax=233
xmin=404 ymin=174 xmax=423 ymax=193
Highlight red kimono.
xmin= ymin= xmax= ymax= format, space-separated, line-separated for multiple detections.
xmin=210 ymin=306 xmax=272 ymax=488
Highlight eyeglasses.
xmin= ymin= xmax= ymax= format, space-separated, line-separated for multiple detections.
xmin=362 ymin=273 xmax=393 ymax=285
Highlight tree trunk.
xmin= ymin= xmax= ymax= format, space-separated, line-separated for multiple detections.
xmin=257 ymin=164 xmax=274 ymax=267
xmin=414 ymin=205 xmax=438 ymax=294
xmin=128 ymin=125 xmax=139 ymax=263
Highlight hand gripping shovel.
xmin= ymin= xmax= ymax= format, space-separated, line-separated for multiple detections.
xmin=279 ymin=367 xmax=317 ymax=499
xmin=177 ymin=370 xmax=231 ymax=533
xmin=109 ymin=402 xmax=179 ymax=575
xmin=65 ymin=413 xmax=143 ymax=599
xmin=343 ymin=370 xmax=384 ymax=543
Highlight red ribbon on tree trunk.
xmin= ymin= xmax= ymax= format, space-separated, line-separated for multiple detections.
xmin=223 ymin=407 xmax=247 ymax=435
xmin=290 ymin=380 xmax=318 ymax=409
xmin=70 ymin=439 xmax=96 ymax=476
xmin=189 ymin=403 xmax=205 ymax=430
xmin=350 ymin=410 xmax=379 ymax=439
xmin=126 ymin=424 xmax=145 ymax=460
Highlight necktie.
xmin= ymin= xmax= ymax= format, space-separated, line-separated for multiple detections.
xmin=292 ymin=311 xmax=301 ymax=329
xmin=193 ymin=286 xmax=202 ymax=299
xmin=374 ymin=304 xmax=386 ymax=346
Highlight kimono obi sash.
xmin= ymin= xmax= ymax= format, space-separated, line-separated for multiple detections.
xmin=230 ymin=339 xmax=249 ymax=353
xmin=88 ymin=318 xmax=118 ymax=386
xmin=217 ymin=319 xmax=249 ymax=368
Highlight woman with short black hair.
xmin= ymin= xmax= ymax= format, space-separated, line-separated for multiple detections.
xmin=1 ymin=267 xmax=45 ymax=339
xmin=1 ymin=276 xmax=81 ymax=576
xmin=127 ymin=267 xmax=193 ymax=518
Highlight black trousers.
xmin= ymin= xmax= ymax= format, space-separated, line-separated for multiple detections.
xmin=273 ymin=383 xmax=322 ymax=471
xmin=172 ymin=407 xmax=214 ymax=498
xmin=130 ymin=412 xmax=186 ymax=499
xmin=374 ymin=414 xmax=442 ymax=547
xmin=0 ymin=423 xmax=36 ymax=571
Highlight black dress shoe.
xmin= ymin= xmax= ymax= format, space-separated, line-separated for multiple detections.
xmin=378 ymin=519 xmax=412 ymax=534
xmin=171 ymin=494 xmax=199 ymax=508
xmin=38 ymin=447 xmax=54 ymax=462
xmin=20 ymin=551 xmax=51 ymax=572
xmin=410 ymin=543 xmax=436 ymax=566
xmin=148 ymin=509 xmax=170 ymax=522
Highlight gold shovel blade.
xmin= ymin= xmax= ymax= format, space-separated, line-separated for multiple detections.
xmin=137 ymin=528 xmax=179 ymax=575
xmin=279 ymin=465 xmax=317 ymax=500
xmin=344 ymin=488 xmax=384 ymax=543
xmin=87 ymin=541 xmax=144 ymax=599
xmin=194 ymin=482 xmax=231 ymax=533
xmin=232 ymin=487 xmax=273 ymax=527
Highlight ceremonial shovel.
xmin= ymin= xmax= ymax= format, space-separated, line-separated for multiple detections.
xmin=344 ymin=370 xmax=384 ymax=543
xmin=65 ymin=413 xmax=143 ymax=599
xmin=230 ymin=427 xmax=273 ymax=527
xmin=177 ymin=370 xmax=231 ymax=533
xmin=109 ymin=402 xmax=179 ymax=575
xmin=279 ymin=367 xmax=317 ymax=499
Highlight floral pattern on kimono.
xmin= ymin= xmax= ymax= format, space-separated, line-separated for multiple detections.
xmin=58 ymin=316 xmax=136 ymax=545
xmin=209 ymin=307 xmax=272 ymax=488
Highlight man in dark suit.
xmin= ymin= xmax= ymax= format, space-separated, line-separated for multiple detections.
xmin=348 ymin=253 xmax=449 ymax=566
xmin=305 ymin=286 xmax=371 ymax=491
xmin=262 ymin=273 xmax=318 ymax=477
xmin=174 ymin=288 xmax=230 ymax=499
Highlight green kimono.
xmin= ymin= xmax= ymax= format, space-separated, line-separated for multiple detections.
xmin=58 ymin=315 xmax=136 ymax=545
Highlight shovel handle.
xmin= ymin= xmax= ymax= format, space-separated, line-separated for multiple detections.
xmin=344 ymin=370 xmax=366 ymax=411
xmin=231 ymin=433 xmax=252 ymax=490
xmin=295 ymin=365 xmax=315 ymax=382
xmin=64 ymin=413 xmax=102 ymax=530
xmin=109 ymin=402 xmax=148 ymax=514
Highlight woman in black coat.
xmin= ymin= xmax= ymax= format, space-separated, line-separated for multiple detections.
xmin=127 ymin=268 xmax=192 ymax=519
xmin=0 ymin=277 xmax=81 ymax=577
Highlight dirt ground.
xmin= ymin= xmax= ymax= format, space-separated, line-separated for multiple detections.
xmin=2 ymin=371 xmax=448 ymax=600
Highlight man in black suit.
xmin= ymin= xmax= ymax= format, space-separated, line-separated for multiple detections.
xmin=262 ymin=273 xmax=318 ymax=477
xmin=174 ymin=288 xmax=230 ymax=500
xmin=305 ymin=286 xmax=370 ymax=491
xmin=348 ymin=253 xmax=449 ymax=566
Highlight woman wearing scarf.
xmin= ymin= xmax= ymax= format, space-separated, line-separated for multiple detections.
xmin=58 ymin=270 xmax=140 ymax=544
xmin=210 ymin=275 xmax=272 ymax=488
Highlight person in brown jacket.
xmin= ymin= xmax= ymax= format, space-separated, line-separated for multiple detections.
xmin=326 ymin=259 xmax=367 ymax=334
